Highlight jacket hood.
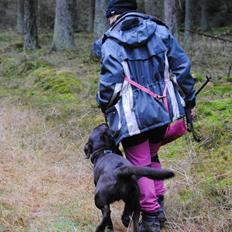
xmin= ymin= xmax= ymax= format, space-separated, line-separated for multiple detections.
xmin=104 ymin=13 xmax=157 ymax=47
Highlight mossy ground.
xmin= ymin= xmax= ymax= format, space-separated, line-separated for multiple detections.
xmin=0 ymin=30 xmax=232 ymax=231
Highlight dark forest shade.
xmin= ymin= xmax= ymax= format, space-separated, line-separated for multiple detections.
xmin=184 ymin=0 xmax=193 ymax=44
xmin=144 ymin=0 xmax=163 ymax=20
xmin=164 ymin=0 xmax=178 ymax=36
xmin=94 ymin=0 xmax=108 ymax=39
xmin=52 ymin=0 xmax=75 ymax=50
xmin=201 ymin=0 xmax=210 ymax=31
xmin=24 ymin=0 xmax=39 ymax=50
xmin=16 ymin=0 xmax=24 ymax=34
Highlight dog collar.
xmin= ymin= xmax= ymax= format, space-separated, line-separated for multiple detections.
xmin=90 ymin=148 xmax=112 ymax=164
xmin=103 ymin=149 xmax=112 ymax=154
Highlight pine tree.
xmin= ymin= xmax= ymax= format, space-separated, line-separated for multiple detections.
xmin=201 ymin=0 xmax=210 ymax=31
xmin=24 ymin=0 xmax=40 ymax=50
xmin=144 ymin=0 xmax=163 ymax=20
xmin=52 ymin=0 xmax=76 ymax=50
xmin=164 ymin=0 xmax=178 ymax=36
xmin=16 ymin=0 xmax=24 ymax=34
xmin=184 ymin=0 xmax=193 ymax=45
xmin=94 ymin=0 xmax=108 ymax=39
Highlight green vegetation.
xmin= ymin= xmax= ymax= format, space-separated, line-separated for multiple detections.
xmin=0 ymin=31 xmax=232 ymax=231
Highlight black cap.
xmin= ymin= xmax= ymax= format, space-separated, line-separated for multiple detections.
xmin=106 ymin=0 xmax=137 ymax=18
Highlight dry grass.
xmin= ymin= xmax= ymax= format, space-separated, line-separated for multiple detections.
xmin=1 ymin=101 xmax=230 ymax=232
xmin=0 ymin=30 xmax=232 ymax=232
xmin=0 ymin=102 xmax=134 ymax=232
xmin=0 ymin=102 xmax=96 ymax=231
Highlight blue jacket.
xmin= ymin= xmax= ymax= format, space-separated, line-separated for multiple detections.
xmin=96 ymin=12 xmax=196 ymax=144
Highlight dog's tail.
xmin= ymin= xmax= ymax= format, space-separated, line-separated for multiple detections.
xmin=118 ymin=166 xmax=174 ymax=180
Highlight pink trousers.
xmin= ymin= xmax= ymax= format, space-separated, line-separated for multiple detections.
xmin=124 ymin=141 xmax=164 ymax=212
xmin=123 ymin=119 xmax=187 ymax=213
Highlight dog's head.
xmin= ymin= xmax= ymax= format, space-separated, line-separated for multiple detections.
xmin=84 ymin=123 xmax=122 ymax=160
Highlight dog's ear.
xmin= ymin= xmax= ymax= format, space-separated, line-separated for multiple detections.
xmin=101 ymin=129 xmax=114 ymax=146
xmin=84 ymin=142 xmax=92 ymax=159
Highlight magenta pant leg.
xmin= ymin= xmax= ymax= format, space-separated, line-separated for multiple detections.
xmin=150 ymin=143 xmax=165 ymax=196
xmin=124 ymin=140 xmax=160 ymax=213
xmin=151 ymin=161 xmax=165 ymax=196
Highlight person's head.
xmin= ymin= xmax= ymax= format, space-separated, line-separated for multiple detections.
xmin=106 ymin=0 xmax=137 ymax=25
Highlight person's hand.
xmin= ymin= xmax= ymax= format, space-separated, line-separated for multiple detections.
xmin=190 ymin=107 xmax=196 ymax=121
xmin=185 ymin=107 xmax=196 ymax=122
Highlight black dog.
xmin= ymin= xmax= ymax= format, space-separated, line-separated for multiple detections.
xmin=84 ymin=123 xmax=174 ymax=232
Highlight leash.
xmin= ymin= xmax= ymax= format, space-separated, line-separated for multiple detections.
xmin=126 ymin=212 xmax=134 ymax=232
xmin=185 ymin=75 xmax=212 ymax=142
xmin=124 ymin=76 xmax=167 ymax=101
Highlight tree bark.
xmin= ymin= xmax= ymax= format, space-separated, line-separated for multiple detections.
xmin=200 ymin=0 xmax=210 ymax=31
xmin=137 ymin=0 xmax=145 ymax=13
xmin=16 ymin=0 xmax=24 ymax=34
xmin=24 ymin=0 xmax=40 ymax=50
xmin=52 ymin=0 xmax=76 ymax=50
xmin=184 ymin=0 xmax=193 ymax=44
xmin=87 ymin=0 xmax=95 ymax=32
xmin=164 ymin=0 xmax=178 ymax=36
xmin=75 ymin=0 xmax=95 ymax=32
xmin=144 ymin=0 xmax=163 ymax=20
xmin=72 ymin=0 xmax=78 ymax=32
xmin=94 ymin=0 xmax=108 ymax=39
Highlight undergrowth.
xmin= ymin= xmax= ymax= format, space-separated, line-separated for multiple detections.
xmin=0 ymin=30 xmax=231 ymax=231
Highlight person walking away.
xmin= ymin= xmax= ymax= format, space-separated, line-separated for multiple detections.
xmin=96 ymin=0 xmax=196 ymax=231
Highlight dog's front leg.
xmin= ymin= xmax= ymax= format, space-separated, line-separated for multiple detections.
xmin=121 ymin=203 xmax=132 ymax=228
xmin=132 ymin=209 xmax=140 ymax=232
xmin=96 ymin=205 xmax=113 ymax=232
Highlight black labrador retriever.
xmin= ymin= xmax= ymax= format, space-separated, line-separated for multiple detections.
xmin=84 ymin=123 xmax=174 ymax=232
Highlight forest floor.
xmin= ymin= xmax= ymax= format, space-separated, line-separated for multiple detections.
xmin=0 ymin=30 xmax=232 ymax=232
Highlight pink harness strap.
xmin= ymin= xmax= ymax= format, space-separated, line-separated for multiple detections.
xmin=124 ymin=76 xmax=169 ymax=111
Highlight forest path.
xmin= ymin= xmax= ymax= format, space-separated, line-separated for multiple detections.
xmin=0 ymin=101 xmax=100 ymax=231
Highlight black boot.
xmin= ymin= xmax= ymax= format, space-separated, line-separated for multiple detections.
xmin=157 ymin=195 xmax=167 ymax=227
xmin=139 ymin=212 xmax=161 ymax=232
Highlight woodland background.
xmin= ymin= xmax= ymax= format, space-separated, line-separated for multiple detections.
xmin=0 ymin=0 xmax=232 ymax=232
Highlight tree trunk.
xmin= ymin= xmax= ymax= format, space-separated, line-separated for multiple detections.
xmin=24 ymin=0 xmax=39 ymax=50
xmin=87 ymin=0 xmax=95 ymax=32
xmin=52 ymin=0 xmax=75 ymax=50
xmin=72 ymin=0 xmax=78 ymax=32
xmin=164 ymin=0 xmax=178 ymax=36
xmin=144 ymin=0 xmax=163 ymax=20
xmin=75 ymin=0 xmax=95 ymax=32
xmin=16 ymin=0 xmax=24 ymax=34
xmin=200 ymin=0 xmax=210 ymax=31
xmin=137 ymin=0 xmax=145 ymax=13
xmin=94 ymin=0 xmax=108 ymax=39
xmin=184 ymin=0 xmax=193 ymax=44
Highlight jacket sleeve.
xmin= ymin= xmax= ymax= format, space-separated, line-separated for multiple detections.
xmin=96 ymin=47 xmax=124 ymax=112
xmin=167 ymin=34 xmax=196 ymax=108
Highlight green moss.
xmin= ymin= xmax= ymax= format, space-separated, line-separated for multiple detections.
xmin=1 ymin=58 xmax=49 ymax=79
xmin=212 ymin=26 xmax=232 ymax=36
xmin=226 ymin=77 xmax=232 ymax=82
xmin=192 ymin=72 xmax=205 ymax=82
xmin=179 ymin=188 xmax=194 ymax=204
xmin=204 ymin=84 xmax=232 ymax=97
xmin=31 ymin=67 xmax=83 ymax=95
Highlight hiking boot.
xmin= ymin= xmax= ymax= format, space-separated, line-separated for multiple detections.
xmin=139 ymin=212 xmax=161 ymax=232
xmin=157 ymin=195 xmax=167 ymax=227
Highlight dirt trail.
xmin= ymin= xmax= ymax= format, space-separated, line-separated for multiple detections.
xmin=0 ymin=102 xmax=99 ymax=231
